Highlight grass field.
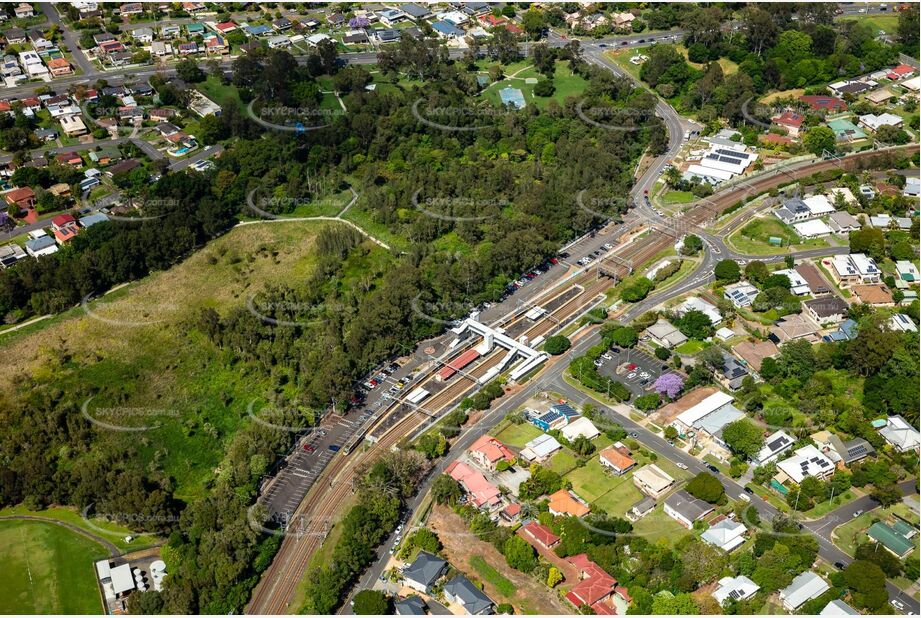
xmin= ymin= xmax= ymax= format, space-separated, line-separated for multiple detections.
xmin=494 ymin=421 xmax=543 ymax=449
xmin=630 ymin=503 xmax=690 ymax=544
xmin=0 ymin=506 xmax=155 ymax=553
xmin=832 ymin=503 xmax=920 ymax=557
xmin=0 ymin=520 xmax=106 ymax=614
xmin=470 ymin=555 xmax=516 ymax=597
xmin=0 ymin=221 xmax=389 ymax=500
xmin=729 ymin=216 xmax=829 ymax=254
xmin=839 ymin=14 xmax=900 ymax=34
xmin=197 ymin=75 xmax=244 ymax=112
xmin=569 ymin=458 xmax=644 ymax=513
xmin=674 ymin=339 xmax=708 ymax=355
xmin=662 ymin=190 xmax=696 ymax=204
xmin=481 ymin=62 xmax=590 ymax=110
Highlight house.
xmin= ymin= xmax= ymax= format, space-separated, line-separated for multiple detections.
xmin=306 ymin=32 xmax=333 ymax=46
xmin=186 ymin=22 xmax=205 ymax=36
xmin=599 ymin=446 xmax=636 ymax=476
xmin=829 ymin=80 xmax=873 ymax=96
xmin=753 ymin=430 xmax=795 ymax=466
xmin=793 ymin=219 xmax=833 ymax=239
xmin=632 ymin=465 xmax=675 ymax=499
xmin=896 ymin=260 xmax=919 ymax=284
xmin=701 ymin=517 xmax=747 ymax=552
xmin=374 ymin=28 xmax=401 ymax=43
xmin=723 ymin=282 xmax=759 ymax=308
xmin=161 ymin=24 xmax=181 ymax=39
xmin=645 ymin=319 xmax=688 ymax=349
xmin=468 ymin=435 xmax=514 ymax=471
xmin=272 ymin=17 xmax=292 ymax=31
xmin=213 ymin=21 xmax=237 ymax=35
xmin=519 ymin=521 xmax=560 ymax=550
xmin=887 ymin=63 xmax=916 ymax=80
xmin=4 ymin=186 xmax=35 ymax=210
xmin=890 ymin=313 xmax=918 ymax=333
xmin=879 ymin=415 xmax=920 ymax=452
xmin=803 ymin=195 xmax=835 ymax=216
xmin=402 ymin=551 xmax=447 ymax=593
xmin=18 ymin=50 xmax=48 ymax=77
xmin=343 ymin=30 xmax=369 ymax=44
xmin=713 ymin=575 xmax=760 ymax=606
xmin=59 ymin=114 xmax=87 ymax=137
xmin=520 ymin=433 xmax=562 ymax=463
xmin=432 ymin=20 xmax=465 ymax=38
xmin=866 ymin=88 xmax=895 ymax=105
xmin=377 ymin=8 xmax=408 ymax=26
xmin=107 ymin=159 xmax=140 ymax=177
xmin=852 ymin=283 xmax=894 ymax=307
xmin=400 ymin=3 xmax=431 ymax=19
xmin=827 ymin=117 xmax=867 ymax=142
xmin=148 ymin=108 xmax=175 ymax=123
xmin=189 ymin=91 xmax=221 ymax=117
xmin=500 ymin=503 xmax=520 ymax=523
xmin=868 ymin=519 xmax=917 ymax=558
xmin=0 ymin=243 xmax=26 ymax=268
xmin=674 ymin=296 xmax=722 ymax=325
xmin=812 ymin=430 xmax=875 ymax=465
xmin=774 ymin=197 xmax=812 ymax=224
xmin=56 ymin=152 xmax=83 ymax=167
xmin=776 ymin=444 xmax=835 ymax=483
xmin=526 ymin=404 xmax=577 ymax=432
xmin=772 ymin=110 xmax=804 ymax=137
xmin=869 ymin=213 xmax=913 ymax=230
xmin=826 ymin=211 xmax=861 ymax=235
xmin=132 ymin=27 xmax=154 ymax=43
xmin=80 ymin=213 xmax=109 ymax=228
xmin=151 ymin=41 xmax=173 ymax=57
xmin=47 ymin=183 xmax=71 ymax=198
xmin=25 ymin=234 xmax=58 ymax=257
xmin=820 ymin=600 xmax=860 ymax=615
xmin=119 ymin=2 xmax=143 ymax=15
xmin=859 ymin=112 xmax=903 ymax=132
xmin=731 ymin=339 xmax=779 ymax=372
xmin=780 ymin=571 xmax=830 ymax=611
xmin=827 ymin=253 xmax=881 ymax=287
xmin=565 ymin=554 xmax=618 ymax=614
xmin=628 ymin=496 xmax=656 ymax=520
xmin=548 ymin=489 xmax=590 ymax=518
xmin=443 ymin=575 xmax=494 ymax=615
xmin=664 ymin=489 xmax=714 ymax=529
xmin=5 ymin=28 xmax=27 ymax=44
xmin=560 ymin=417 xmax=600 ymax=442
xmin=394 ymin=596 xmax=427 ymax=616
xmin=904 ymin=177 xmax=920 ymax=197
xmin=446 ymin=461 xmax=500 ymax=509
xmin=772 ymin=268 xmax=811 ymax=296
xmin=612 ymin=11 xmax=636 ymax=27
xmin=802 ymin=297 xmax=848 ymax=327
xmin=760 ymin=133 xmax=794 ymax=147
xmin=46 ymin=58 xmax=73 ymax=76
xmin=267 ymin=35 xmax=291 ymax=49
xmin=14 ymin=3 xmax=34 ymax=18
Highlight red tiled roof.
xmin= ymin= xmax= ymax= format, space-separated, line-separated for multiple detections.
xmin=53 ymin=227 xmax=78 ymax=243
xmin=590 ymin=601 xmax=616 ymax=615
xmin=799 ymin=95 xmax=847 ymax=112
xmin=469 ymin=434 xmax=514 ymax=464
xmin=502 ymin=503 xmax=521 ymax=517
xmin=51 ymin=213 xmax=76 ymax=227
xmin=565 ymin=554 xmax=617 ymax=607
xmin=889 ymin=64 xmax=914 ymax=77
xmin=773 ymin=110 xmax=803 ymax=128
xmin=599 ymin=446 xmax=636 ymax=472
xmin=615 ymin=586 xmax=632 ymax=603
xmin=760 ymin=133 xmax=794 ymax=145
xmin=445 ymin=460 xmax=500 ymax=507
xmin=5 ymin=187 xmax=35 ymax=204
xmin=521 ymin=522 xmax=560 ymax=548
xmin=548 ymin=489 xmax=591 ymax=517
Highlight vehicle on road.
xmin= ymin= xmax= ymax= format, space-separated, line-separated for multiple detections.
xmin=744 ymin=487 xmax=754 ymax=494
xmin=630 ymin=431 xmax=638 ymax=438
xmin=853 ymin=510 xmax=862 ymax=518
xmin=834 ymin=562 xmax=846 ymax=570
xmin=891 ymin=599 xmax=905 ymax=611
xmin=675 ymin=462 xmax=688 ymax=470
xmin=739 ymin=493 xmax=751 ymax=503
xmin=707 ymin=464 xmax=719 ymax=473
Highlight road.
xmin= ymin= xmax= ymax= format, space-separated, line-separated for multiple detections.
xmin=38 ymin=3 xmax=95 ymax=75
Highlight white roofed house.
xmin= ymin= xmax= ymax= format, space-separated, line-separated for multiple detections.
xmin=879 ymin=416 xmax=920 ymax=452
xmin=675 ymin=296 xmax=722 ymax=325
xmin=701 ymin=517 xmax=747 ymax=552
xmin=520 ymin=433 xmax=562 ymax=463
xmin=793 ymin=219 xmax=833 ymax=239
xmin=560 ymin=416 xmax=600 ymax=442
xmin=723 ymin=282 xmax=759 ymax=308
xmin=632 ymin=464 xmax=675 ymax=499
xmin=779 ymin=571 xmax=830 ymax=611
xmin=752 ymin=430 xmax=794 ymax=466
xmin=858 ymin=112 xmax=904 ymax=132
xmin=776 ymin=444 xmax=835 ymax=484
xmin=802 ymin=195 xmax=836 ymax=217
xmin=772 ymin=269 xmax=810 ymax=296
xmin=713 ymin=575 xmax=760 ymax=606
xmin=826 ymin=253 xmax=881 ymax=287
xmin=59 ymin=114 xmax=87 ymax=137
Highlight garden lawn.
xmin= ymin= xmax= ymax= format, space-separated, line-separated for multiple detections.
xmin=839 ymin=14 xmax=900 ymax=34
xmin=0 ymin=520 xmax=106 ymax=614
xmin=832 ymin=503 xmax=920 ymax=558
xmin=675 ymin=339 xmax=708 ymax=355
xmin=196 ymin=75 xmax=243 ymax=112
xmin=663 ymin=190 xmax=695 ymax=204
xmin=629 ymin=503 xmax=690 ymax=545
xmin=469 ymin=555 xmax=516 ymax=598
xmin=546 ymin=450 xmax=581 ymax=476
xmin=494 ymin=421 xmax=543 ymax=449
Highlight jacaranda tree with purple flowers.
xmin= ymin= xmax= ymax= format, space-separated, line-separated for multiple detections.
xmin=654 ymin=372 xmax=684 ymax=399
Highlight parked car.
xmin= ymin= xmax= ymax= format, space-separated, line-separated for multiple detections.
xmin=675 ymin=462 xmax=688 ymax=470
xmin=707 ymin=464 xmax=719 ymax=473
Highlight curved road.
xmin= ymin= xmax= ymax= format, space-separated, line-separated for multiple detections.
xmin=0 ymin=514 xmax=120 ymax=557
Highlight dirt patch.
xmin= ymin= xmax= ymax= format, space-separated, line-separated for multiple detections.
xmin=428 ymin=504 xmax=568 ymax=615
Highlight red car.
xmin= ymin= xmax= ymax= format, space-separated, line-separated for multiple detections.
xmin=549 ymin=258 xmax=559 ymax=264
xmin=627 ymin=363 xmax=637 ymax=371
xmin=303 ymin=444 xmax=315 ymax=453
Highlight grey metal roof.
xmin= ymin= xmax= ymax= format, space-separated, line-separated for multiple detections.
xmin=394 ymin=595 xmax=427 ymax=615
xmin=403 ymin=551 xmax=447 ymax=588
xmin=665 ymin=489 xmax=713 ymax=522
xmin=444 ymin=575 xmax=494 ymax=614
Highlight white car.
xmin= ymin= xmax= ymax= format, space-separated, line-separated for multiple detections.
xmin=627 ymin=372 xmax=637 ymax=379
xmin=739 ymin=493 xmax=751 ymax=503
xmin=675 ymin=462 xmax=688 ymax=470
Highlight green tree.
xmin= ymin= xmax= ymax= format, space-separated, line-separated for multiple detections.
xmin=844 ymin=560 xmax=888 ymax=611
xmin=432 ymin=474 xmax=462 ymax=505
xmin=721 ymin=419 xmax=765 ymax=458
xmin=651 ymin=593 xmax=698 ymax=615
xmin=686 ymin=472 xmax=725 ymax=503
xmin=635 ymin=393 xmax=661 ymax=411
xmin=803 ymin=125 xmax=836 ymax=156
xmin=547 ymin=566 xmax=563 ymax=588
xmin=744 ymin=260 xmax=769 ymax=284
xmin=504 ymin=535 xmax=538 ymax=573
xmin=544 ymin=335 xmax=571 ymax=355
xmin=353 ymin=590 xmax=390 ymax=615
xmin=533 ymin=79 xmax=556 ymax=97
xmin=673 ymin=309 xmax=714 ymax=339
xmin=681 ymin=234 xmax=704 ymax=255
xmin=607 ymin=326 xmax=638 ymax=348
xmin=176 ymin=58 xmax=205 ymax=83
xmin=715 ymin=259 xmax=741 ymax=283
